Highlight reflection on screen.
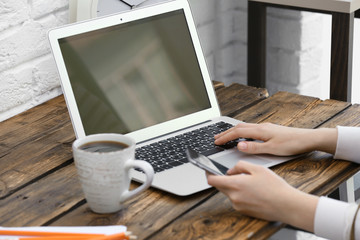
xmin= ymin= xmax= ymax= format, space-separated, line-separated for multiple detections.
xmin=59 ymin=10 xmax=211 ymax=135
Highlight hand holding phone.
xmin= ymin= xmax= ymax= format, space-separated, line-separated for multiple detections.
xmin=186 ymin=148 xmax=228 ymax=176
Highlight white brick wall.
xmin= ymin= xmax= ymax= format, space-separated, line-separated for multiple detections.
xmin=212 ymin=0 xmax=248 ymax=85
xmin=265 ymin=8 xmax=325 ymax=95
xmin=0 ymin=0 xmax=68 ymax=121
xmin=2 ymin=0 xmax=357 ymax=121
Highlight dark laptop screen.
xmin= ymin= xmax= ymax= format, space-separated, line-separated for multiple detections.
xmin=59 ymin=10 xmax=211 ymax=135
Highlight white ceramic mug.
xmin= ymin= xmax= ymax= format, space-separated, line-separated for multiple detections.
xmin=72 ymin=133 xmax=154 ymax=213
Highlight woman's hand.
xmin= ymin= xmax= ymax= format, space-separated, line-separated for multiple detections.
xmin=214 ymin=122 xmax=337 ymax=156
xmin=207 ymin=161 xmax=319 ymax=232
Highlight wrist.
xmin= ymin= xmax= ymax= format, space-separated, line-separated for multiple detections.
xmin=279 ymin=189 xmax=319 ymax=232
xmin=312 ymin=128 xmax=337 ymax=154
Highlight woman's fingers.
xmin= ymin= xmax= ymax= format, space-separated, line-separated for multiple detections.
xmin=214 ymin=123 xmax=267 ymax=145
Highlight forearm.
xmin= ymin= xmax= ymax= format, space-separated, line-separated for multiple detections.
xmin=308 ymin=128 xmax=337 ymax=154
xmin=278 ymin=127 xmax=337 ymax=156
xmin=277 ymin=188 xmax=319 ymax=232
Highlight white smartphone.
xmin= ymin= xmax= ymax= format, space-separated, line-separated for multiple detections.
xmin=186 ymin=148 xmax=228 ymax=176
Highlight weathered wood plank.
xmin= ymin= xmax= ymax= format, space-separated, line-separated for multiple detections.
xmin=0 ymin=96 xmax=75 ymax=198
xmin=273 ymin=152 xmax=360 ymax=197
xmin=287 ymin=98 xmax=351 ymax=128
xmin=50 ymin=186 xmax=216 ymax=240
xmin=0 ymin=96 xmax=67 ymax=155
xmin=212 ymin=80 xmax=225 ymax=90
xmin=319 ymin=104 xmax=360 ymax=128
xmin=0 ymin=159 xmax=216 ymax=236
xmin=146 ymin=192 xmax=278 ymax=240
xmin=0 ymin=96 xmax=68 ymax=145
xmin=234 ymin=91 xmax=322 ymax=124
xmin=234 ymin=91 xmax=350 ymax=127
xmin=0 ymin=165 xmax=82 ymax=226
xmin=216 ymin=83 xmax=268 ymax=117
xmin=0 ymin=120 xmax=75 ymax=199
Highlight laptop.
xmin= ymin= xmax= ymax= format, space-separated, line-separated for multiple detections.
xmin=49 ymin=0 xmax=293 ymax=196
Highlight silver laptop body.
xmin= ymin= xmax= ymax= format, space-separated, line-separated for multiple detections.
xmin=49 ymin=0 xmax=292 ymax=196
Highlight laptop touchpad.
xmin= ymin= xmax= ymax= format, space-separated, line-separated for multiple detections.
xmin=213 ymin=150 xmax=271 ymax=169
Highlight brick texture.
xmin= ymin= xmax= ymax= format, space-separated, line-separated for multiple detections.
xmin=0 ymin=0 xmax=68 ymax=121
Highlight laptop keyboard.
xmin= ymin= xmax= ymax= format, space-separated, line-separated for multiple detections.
xmin=135 ymin=121 xmax=239 ymax=173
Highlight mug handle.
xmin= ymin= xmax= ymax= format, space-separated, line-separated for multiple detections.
xmin=120 ymin=160 xmax=154 ymax=202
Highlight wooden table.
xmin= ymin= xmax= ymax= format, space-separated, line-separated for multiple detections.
xmin=1 ymin=82 xmax=360 ymax=239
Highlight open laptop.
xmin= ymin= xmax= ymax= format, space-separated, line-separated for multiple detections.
xmin=49 ymin=0 xmax=294 ymax=196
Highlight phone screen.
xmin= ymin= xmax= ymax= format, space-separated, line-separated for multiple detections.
xmin=186 ymin=148 xmax=228 ymax=175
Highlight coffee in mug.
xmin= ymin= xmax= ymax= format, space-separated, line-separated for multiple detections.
xmin=72 ymin=133 xmax=154 ymax=213
xmin=79 ymin=141 xmax=129 ymax=153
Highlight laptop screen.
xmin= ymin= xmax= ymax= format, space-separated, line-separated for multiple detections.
xmin=58 ymin=10 xmax=211 ymax=135
xmin=59 ymin=10 xmax=210 ymax=135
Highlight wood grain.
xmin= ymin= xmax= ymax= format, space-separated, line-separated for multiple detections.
xmin=216 ymin=83 xmax=268 ymax=117
xmin=147 ymin=192 xmax=281 ymax=240
xmin=212 ymin=81 xmax=225 ymax=90
xmin=0 ymin=96 xmax=75 ymax=199
xmin=234 ymin=91 xmax=350 ymax=127
xmin=50 ymin=186 xmax=216 ymax=240
xmin=319 ymin=104 xmax=360 ymax=128
xmin=0 ymin=165 xmax=82 ymax=226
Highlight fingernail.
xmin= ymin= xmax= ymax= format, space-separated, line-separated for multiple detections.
xmin=238 ymin=142 xmax=247 ymax=150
